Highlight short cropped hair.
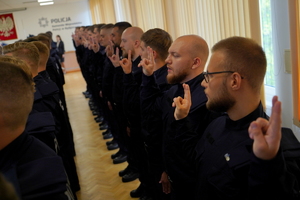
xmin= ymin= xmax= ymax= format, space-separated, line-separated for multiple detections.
xmin=2 ymin=42 xmax=40 ymax=71
xmin=141 ymin=28 xmax=173 ymax=60
xmin=0 ymin=55 xmax=32 ymax=80
xmin=31 ymin=41 xmax=50 ymax=66
xmin=0 ymin=61 xmax=34 ymax=130
xmin=94 ymin=23 xmax=106 ymax=33
xmin=113 ymin=21 xmax=132 ymax=34
xmin=212 ymin=36 xmax=266 ymax=92
xmin=101 ymin=23 xmax=114 ymax=30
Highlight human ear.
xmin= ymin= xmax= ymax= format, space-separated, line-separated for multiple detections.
xmin=191 ymin=57 xmax=201 ymax=69
xmin=230 ymin=73 xmax=242 ymax=90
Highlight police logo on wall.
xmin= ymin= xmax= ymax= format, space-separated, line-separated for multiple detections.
xmin=38 ymin=17 xmax=49 ymax=28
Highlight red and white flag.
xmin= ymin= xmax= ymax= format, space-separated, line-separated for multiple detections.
xmin=0 ymin=13 xmax=18 ymax=41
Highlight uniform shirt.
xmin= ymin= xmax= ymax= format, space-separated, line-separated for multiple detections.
xmin=101 ymin=57 xmax=114 ymax=103
xmin=25 ymin=111 xmax=57 ymax=152
xmin=141 ymin=65 xmax=170 ymax=148
xmin=122 ymin=56 xmax=142 ymax=132
xmin=0 ymin=133 xmax=69 ymax=200
xmin=140 ymin=73 xmax=214 ymax=184
xmin=174 ymin=103 xmax=300 ymax=199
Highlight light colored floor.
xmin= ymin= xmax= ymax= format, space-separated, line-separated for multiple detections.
xmin=63 ymin=71 xmax=139 ymax=200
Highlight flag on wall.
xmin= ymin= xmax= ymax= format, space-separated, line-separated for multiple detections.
xmin=0 ymin=13 xmax=18 ymax=41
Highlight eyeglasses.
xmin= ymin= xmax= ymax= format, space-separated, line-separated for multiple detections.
xmin=203 ymin=71 xmax=243 ymax=83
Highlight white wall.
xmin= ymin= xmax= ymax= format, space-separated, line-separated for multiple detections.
xmin=271 ymin=0 xmax=300 ymax=140
xmin=3 ymin=0 xmax=92 ymax=52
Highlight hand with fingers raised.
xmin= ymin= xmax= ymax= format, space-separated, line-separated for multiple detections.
xmin=92 ymin=37 xmax=100 ymax=53
xmin=119 ymin=50 xmax=132 ymax=74
xmin=105 ymin=40 xmax=114 ymax=57
xmin=108 ymin=47 xmax=121 ymax=67
xmin=172 ymin=83 xmax=192 ymax=120
xmin=248 ymin=96 xmax=282 ymax=160
xmin=159 ymin=171 xmax=171 ymax=194
xmin=138 ymin=46 xmax=155 ymax=76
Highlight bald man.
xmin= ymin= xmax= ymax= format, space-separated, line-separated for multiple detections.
xmin=172 ymin=36 xmax=300 ymax=199
xmin=117 ymin=26 xmax=156 ymax=197
xmin=139 ymin=35 xmax=220 ymax=200
xmin=109 ymin=26 xmax=144 ymax=184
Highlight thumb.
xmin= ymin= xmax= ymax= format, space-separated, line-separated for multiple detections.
xmin=248 ymin=122 xmax=268 ymax=150
xmin=173 ymin=97 xmax=181 ymax=108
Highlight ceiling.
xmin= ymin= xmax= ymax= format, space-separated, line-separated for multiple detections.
xmin=0 ymin=0 xmax=86 ymax=11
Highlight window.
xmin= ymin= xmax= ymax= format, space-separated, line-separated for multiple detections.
xmin=259 ymin=0 xmax=275 ymax=115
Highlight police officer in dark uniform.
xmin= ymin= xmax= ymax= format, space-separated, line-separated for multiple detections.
xmin=106 ymin=22 xmax=132 ymax=165
xmin=0 ymin=60 xmax=73 ymax=200
xmin=137 ymin=28 xmax=173 ymax=200
xmin=139 ymin=35 xmax=217 ymax=200
xmin=172 ymin=36 xmax=300 ymax=199
xmin=3 ymin=42 xmax=80 ymax=198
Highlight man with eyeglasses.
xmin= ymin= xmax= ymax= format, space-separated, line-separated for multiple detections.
xmin=139 ymin=34 xmax=220 ymax=200
xmin=172 ymin=36 xmax=300 ymax=199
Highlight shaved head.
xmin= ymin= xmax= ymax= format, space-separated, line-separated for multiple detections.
xmin=176 ymin=35 xmax=209 ymax=68
xmin=122 ymin=27 xmax=144 ymax=41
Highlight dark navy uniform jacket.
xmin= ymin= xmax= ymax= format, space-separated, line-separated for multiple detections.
xmin=140 ymin=73 xmax=215 ymax=185
xmin=101 ymin=57 xmax=114 ymax=103
xmin=0 ymin=133 xmax=69 ymax=200
xmin=25 ymin=111 xmax=57 ymax=152
xmin=33 ymin=74 xmax=75 ymax=156
xmin=122 ymin=56 xmax=142 ymax=132
xmin=141 ymin=65 xmax=170 ymax=148
xmin=174 ymin=103 xmax=300 ymax=199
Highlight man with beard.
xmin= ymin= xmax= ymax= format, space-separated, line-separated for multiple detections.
xmin=109 ymin=27 xmax=143 ymax=182
xmin=117 ymin=26 xmax=155 ymax=198
xmin=172 ymin=36 xmax=300 ymax=199
xmin=105 ymin=22 xmax=132 ymax=165
xmin=139 ymin=35 xmax=219 ymax=199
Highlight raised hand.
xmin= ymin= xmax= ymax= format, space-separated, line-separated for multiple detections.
xmin=138 ymin=46 xmax=155 ymax=76
xmin=91 ymin=37 xmax=100 ymax=53
xmin=248 ymin=96 xmax=282 ymax=160
xmin=108 ymin=47 xmax=121 ymax=67
xmin=82 ymin=36 xmax=89 ymax=48
xmin=105 ymin=40 xmax=114 ymax=57
xmin=73 ymin=33 xmax=81 ymax=47
xmin=159 ymin=171 xmax=171 ymax=194
xmin=119 ymin=50 xmax=132 ymax=74
xmin=172 ymin=83 xmax=192 ymax=120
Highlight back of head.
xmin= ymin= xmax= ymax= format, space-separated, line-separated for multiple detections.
xmin=36 ymin=34 xmax=51 ymax=49
xmin=212 ymin=36 xmax=266 ymax=92
xmin=23 ymin=36 xmax=39 ymax=43
xmin=2 ymin=42 xmax=40 ymax=74
xmin=0 ymin=55 xmax=32 ymax=79
xmin=114 ymin=21 xmax=132 ymax=34
xmin=0 ymin=61 xmax=34 ymax=131
xmin=45 ymin=31 xmax=53 ymax=40
xmin=141 ymin=28 xmax=173 ymax=60
xmin=31 ymin=41 xmax=50 ymax=70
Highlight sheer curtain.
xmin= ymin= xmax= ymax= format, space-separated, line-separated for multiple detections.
xmin=88 ymin=0 xmax=265 ymax=104
xmin=89 ymin=0 xmax=259 ymax=43
xmin=288 ymin=0 xmax=300 ymax=125
xmin=89 ymin=0 xmax=116 ymax=24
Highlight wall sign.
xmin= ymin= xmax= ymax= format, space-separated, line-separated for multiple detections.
xmin=38 ymin=16 xmax=82 ymax=32
xmin=0 ymin=13 xmax=18 ymax=41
